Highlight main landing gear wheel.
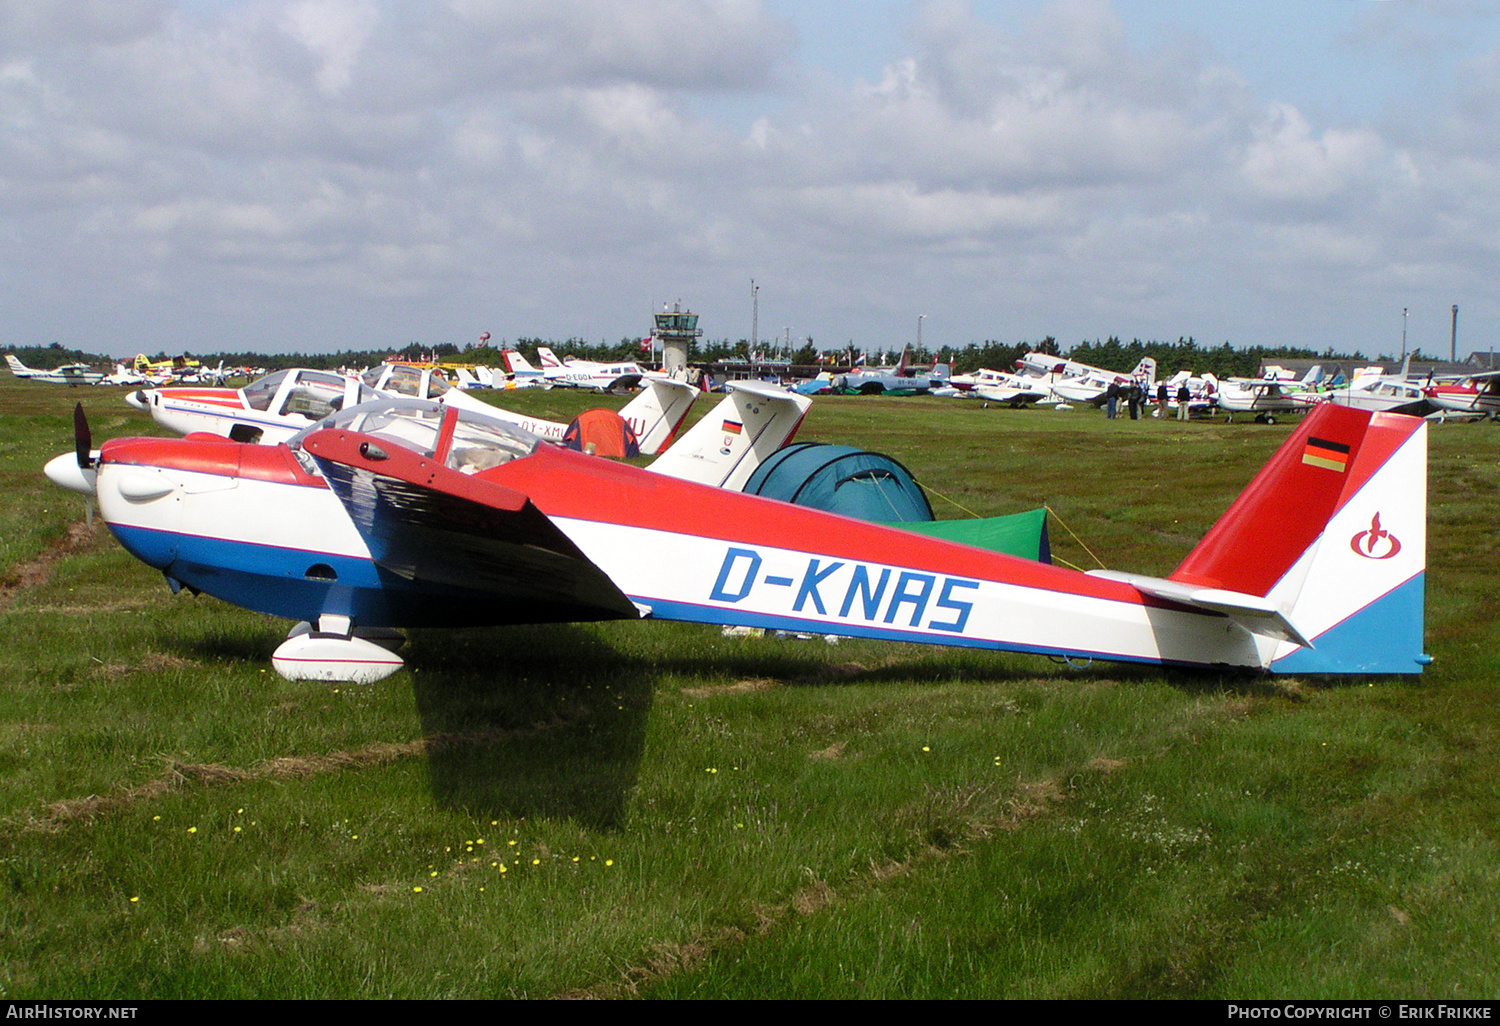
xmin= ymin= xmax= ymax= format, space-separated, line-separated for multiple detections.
xmin=272 ymin=615 xmax=406 ymax=684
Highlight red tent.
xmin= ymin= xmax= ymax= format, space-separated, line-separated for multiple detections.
xmin=562 ymin=409 xmax=640 ymax=458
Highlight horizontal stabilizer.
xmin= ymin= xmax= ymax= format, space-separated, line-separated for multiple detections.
xmin=1088 ymin=569 xmax=1313 ymax=648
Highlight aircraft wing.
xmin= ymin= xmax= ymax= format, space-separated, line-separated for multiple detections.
xmin=299 ymin=428 xmax=641 ymax=625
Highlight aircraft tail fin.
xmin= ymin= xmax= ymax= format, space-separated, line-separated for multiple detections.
xmin=647 ymin=380 xmax=811 ymax=490
xmin=504 ymin=350 xmax=537 ymax=374
xmin=1168 ymin=404 xmax=1427 ymax=673
xmin=5 ymin=355 xmax=31 ymax=376
xmin=536 ymin=347 xmax=564 ymax=369
xmin=1132 ymin=357 xmax=1158 ymax=385
xmin=616 ymin=378 xmax=698 ymax=455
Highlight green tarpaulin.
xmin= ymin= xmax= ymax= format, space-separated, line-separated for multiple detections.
xmin=886 ymin=508 xmax=1051 ymax=563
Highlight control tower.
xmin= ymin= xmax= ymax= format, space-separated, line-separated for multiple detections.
xmin=653 ymin=302 xmax=702 ymax=376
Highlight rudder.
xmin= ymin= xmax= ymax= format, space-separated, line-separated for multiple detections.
xmin=1170 ymin=405 xmax=1427 ymax=673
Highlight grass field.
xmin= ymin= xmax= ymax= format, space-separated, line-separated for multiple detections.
xmin=1 ymin=376 xmax=1496 ymax=999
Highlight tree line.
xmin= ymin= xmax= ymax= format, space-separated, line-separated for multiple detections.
xmin=5 ymin=334 xmax=1430 ymax=380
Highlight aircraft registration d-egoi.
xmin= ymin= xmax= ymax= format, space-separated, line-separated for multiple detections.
xmin=527 ymin=347 xmax=673 ymax=392
xmin=46 ymin=394 xmax=1426 ymax=684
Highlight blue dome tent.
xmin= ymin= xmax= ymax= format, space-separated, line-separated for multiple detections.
xmin=743 ymin=443 xmax=934 ymax=523
xmin=743 ymin=442 xmax=1051 ymax=563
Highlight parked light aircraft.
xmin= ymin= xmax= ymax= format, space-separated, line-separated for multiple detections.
xmin=1216 ymin=367 xmax=1324 ymax=423
xmin=1424 ymin=371 xmax=1500 ymax=419
xmin=128 ymin=368 xmax=378 ymax=443
xmin=98 ymin=363 xmax=153 ymax=387
xmin=47 ymin=398 xmax=1426 ymax=684
xmin=532 ymin=347 xmax=671 ymax=392
xmin=6 ymin=355 xmax=105 ymax=385
xmin=1316 ymin=375 xmax=1435 ymax=418
xmin=939 ymin=368 xmax=1045 ymax=406
xmin=945 ymin=367 xmax=1008 ymax=392
xmin=1007 ymin=353 xmax=1157 ymax=405
xmin=1047 ymin=358 xmax=1158 ymax=405
xmin=1152 ymin=370 xmax=1220 ymax=419
xmin=128 ymin=365 xmax=702 ymax=455
xmin=133 ymin=354 xmax=202 ymax=383
xmin=832 ymin=348 xmax=950 ymax=395
xmin=497 ymin=350 xmax=550 ymax=388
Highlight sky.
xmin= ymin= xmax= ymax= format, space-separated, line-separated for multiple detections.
xmin=3 ymin=0 xmax=1498 ymax=359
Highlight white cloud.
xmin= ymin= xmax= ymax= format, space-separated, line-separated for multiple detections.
xmin=0 ymin=0 xmax=1497 ymax=355
xmin=280 ymin=0 xmax=380 ymax=96
xmin=0 ymin=0 xmax=172 ymax=48
xmin=436 ymin=0 xmax=795 ymax=91
xmin=1239 ymin=103 xmax=1388 ymax=203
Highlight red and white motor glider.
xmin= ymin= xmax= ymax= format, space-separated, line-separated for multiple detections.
xmin=49 ymin=399 xmax=1427 ymax=685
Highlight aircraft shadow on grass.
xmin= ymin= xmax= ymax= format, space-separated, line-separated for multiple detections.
xmin=402 ymin=624 xmax=654 ymax=830
xmin=174 ymin=612 xmax=1388 ymax=832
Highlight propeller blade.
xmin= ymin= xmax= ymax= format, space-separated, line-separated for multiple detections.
xmin=73 ymin=402 xmax=92 ymax=469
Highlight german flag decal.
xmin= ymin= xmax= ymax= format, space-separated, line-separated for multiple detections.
xmin=1302 ymin=436 xmax=1351 ymax=472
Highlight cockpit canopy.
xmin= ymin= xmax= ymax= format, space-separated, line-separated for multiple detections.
xmin=289 ymin=399 xmax=541 ymax=474
xmin=361 ymin=363 xmax=451 ymax=399
xmin=242 ymin=368 xmax=380 ymax=421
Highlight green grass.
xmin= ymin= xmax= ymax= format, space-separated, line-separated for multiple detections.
xmin=0 ymin=377 xmax=1496 ymax=998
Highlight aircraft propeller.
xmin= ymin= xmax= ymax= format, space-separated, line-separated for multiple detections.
xmin=74 ymin=402 xmax=93 ymax=470
xmin=44 ymin=402 xmax=100 ymax=505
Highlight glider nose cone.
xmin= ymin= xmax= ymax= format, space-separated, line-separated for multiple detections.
xmin=44 ymin=452 xmax=98 ymax=495
xmin=126 ymin=389 xmax=149 ymax=411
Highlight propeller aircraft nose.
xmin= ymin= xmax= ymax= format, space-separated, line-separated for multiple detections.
xmin=44 ymin=452 xmax=97 ymax=495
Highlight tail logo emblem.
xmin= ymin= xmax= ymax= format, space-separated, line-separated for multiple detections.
xmin=1350 ymin=513 xmax=1401 ymax=560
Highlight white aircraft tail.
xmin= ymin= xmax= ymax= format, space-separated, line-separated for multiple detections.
xmin=504 ymin=350 xmax=538 ymax=374
xmin=647 ymin=381 xmax=812 ymax=490
xmin=1098 ymin=405 xmax=1427 ymax=673
xmin=1131 ymin=357 xmax=1158 ymax=386
xmin=536 ymin=347 xmax=564 ymax=369
xmin=5 ymin=355 xmax=32 ymax=377
xmin=615 ymin=378 xmax=698 ymax=455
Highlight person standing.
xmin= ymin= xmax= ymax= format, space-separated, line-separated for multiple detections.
xmin=1157 ymin=381 xmax=1169 ymax=417
xmin=1177 ymin=382 xmax=1192 ymax=421
xmin=1105 ymin=380 xmax=1120 ymax=419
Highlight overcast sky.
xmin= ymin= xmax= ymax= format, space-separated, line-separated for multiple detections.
xmin=3 ymin=0 xmax=1497 ymax=359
